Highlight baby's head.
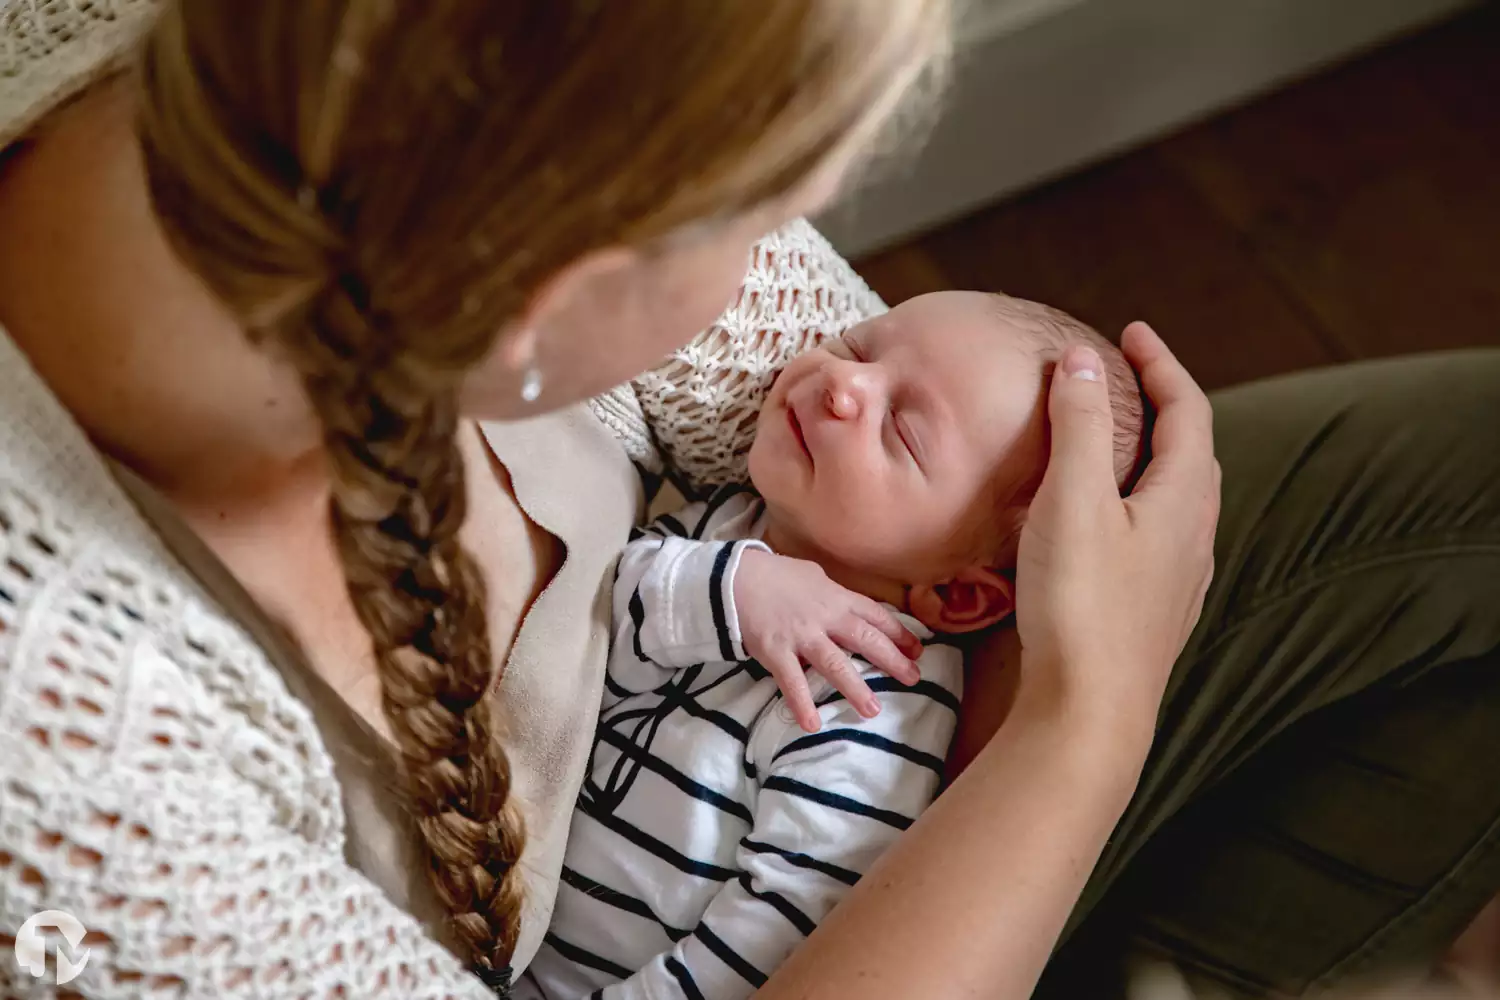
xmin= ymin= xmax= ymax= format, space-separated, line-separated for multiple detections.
xmin=749 ymin=291 xmax=1144 ymax=634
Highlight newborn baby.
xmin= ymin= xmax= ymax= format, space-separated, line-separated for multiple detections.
xmin=522 ymin=291 xmax=1144 ymax=1000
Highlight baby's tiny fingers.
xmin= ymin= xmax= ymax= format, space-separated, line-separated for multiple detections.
xmin=765 ymin=649 xmax=821 ymax=733
xmin=858 ymin=602 xmax=924 ymax=660
xmin=834 ymin=619 xmax=919 ymax=686
xmin=807 ymin=639 xmax=880 ymax=719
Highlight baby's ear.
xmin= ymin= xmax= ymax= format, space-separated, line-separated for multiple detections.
xmin=907 ymin=566 xmax=1015 ymax=634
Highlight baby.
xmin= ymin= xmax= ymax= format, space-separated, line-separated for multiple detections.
xmin=521 ymin=291 xmax=1144 ymax=1000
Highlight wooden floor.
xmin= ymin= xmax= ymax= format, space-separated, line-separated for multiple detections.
xmin=853 ymin=4 xmax=1500 ymax=392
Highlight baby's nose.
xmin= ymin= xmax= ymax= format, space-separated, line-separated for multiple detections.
xmin=826 ymin=382 xmax=860 ymax=420
xmin=823 ymin=361 xmax=882 ymax=420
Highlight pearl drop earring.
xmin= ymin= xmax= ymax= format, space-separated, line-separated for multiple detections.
xmin=520 ymin=365 xmax=543 ymax=404
xmin=503 ymin=329 xmax=543 ymax=405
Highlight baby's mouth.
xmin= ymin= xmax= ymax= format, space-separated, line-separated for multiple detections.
xmin=787 ymin=401 xmax=813 ymax=467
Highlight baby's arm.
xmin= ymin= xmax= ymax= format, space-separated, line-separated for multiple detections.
xmin=589 ymin=649 xmax=963 ymax=1000
xmin=609 ymin=485 xmax=769 ymax=697
xmin=732 ymin=554 xmax=923 ymax=732
xmin=612 ymin=481 xmax=921 ymax=726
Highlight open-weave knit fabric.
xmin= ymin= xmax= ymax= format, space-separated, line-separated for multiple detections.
xmin=0 ymin=330 xmax=502 ymax=1000
xmin=0 ymin=0 xmax=159 ymax=148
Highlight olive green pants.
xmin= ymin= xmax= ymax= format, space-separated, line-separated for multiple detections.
xmin=1036 ymin=350 xmax=1500 ymax=998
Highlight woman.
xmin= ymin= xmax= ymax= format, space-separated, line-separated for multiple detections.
xmin=0 ymin=3 xmax=1494 ymax=999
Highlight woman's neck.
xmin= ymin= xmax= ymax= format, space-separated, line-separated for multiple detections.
xmin=0 ymin=81 xmax=326 ymax=522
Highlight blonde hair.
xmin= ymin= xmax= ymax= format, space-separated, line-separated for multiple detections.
xmin=134 ymin=0 xmax=948 ymax=984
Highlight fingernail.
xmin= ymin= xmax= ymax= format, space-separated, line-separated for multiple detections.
xmin=862 ymin=700 xmax=881 ymax=719
xmin=1063 ymin=346 xmax=1102 ymax=381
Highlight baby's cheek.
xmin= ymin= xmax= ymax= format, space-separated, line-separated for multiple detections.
xmin=817 ymin=498 xmax=906 ymax=562
xmin=881 ymin=492 xmax=977 ymax=570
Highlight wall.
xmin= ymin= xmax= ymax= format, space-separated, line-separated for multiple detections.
xmin=816 ymin=0 xmax=1479 ymax=255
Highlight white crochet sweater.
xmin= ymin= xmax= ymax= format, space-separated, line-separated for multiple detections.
xmin=0 ymin=5 xmax=887 ymax=997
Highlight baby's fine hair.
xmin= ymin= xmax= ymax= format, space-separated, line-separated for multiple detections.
xmin=987 ymin=293 xmax=1146 ymax=494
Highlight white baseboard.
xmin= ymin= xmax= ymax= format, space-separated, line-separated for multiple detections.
xmin=818 ymin=0 xmax=1480 ymax=256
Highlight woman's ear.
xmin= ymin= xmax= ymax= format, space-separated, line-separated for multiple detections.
xmin=467 ymin=245 xmax=644 ymax=416
xmin=514 ymin=245 xmax=642 ymax=343
xmin=906 ymin=566 xmax=1016 ymax=634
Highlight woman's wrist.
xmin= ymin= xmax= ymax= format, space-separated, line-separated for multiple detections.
xmin=1007 ymin=648 xmax=1161 ymax=786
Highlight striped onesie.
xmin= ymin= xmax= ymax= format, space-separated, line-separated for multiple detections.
xmin=520 ymin=485 xmax=963 ymax=1000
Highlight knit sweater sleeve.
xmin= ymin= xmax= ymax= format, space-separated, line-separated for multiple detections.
xmin=590 ymin=219 xmax=888 ymax=494
xmin=1 ymin=0 xmax=162 ymax=150
xmin=0 ymin=476 xmax=494 ymax=1000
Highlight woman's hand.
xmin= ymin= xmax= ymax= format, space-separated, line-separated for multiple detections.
xmin=1013 ymin=322 xmax=1220 ymax=740
xmin=735 ymin=549 xmax=923 ymax=732
xmin=760 ymin=326 xmax=1216 ymax=1000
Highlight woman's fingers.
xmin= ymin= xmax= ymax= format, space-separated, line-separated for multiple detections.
xmin=806 ymin=639 xmax=880 ymax=720
xmin=1122 ymin=321 xmax=1202 ymax=412
xmin=1039 ymin=344 xmax=1124 ymax=503
xmin=1013 ymin=320 xmax=1223 ymax=731
xmin=1123 ymin=322 xmax=1216 ymax=496
xmin=766 ymin=648 xmax=821 ymax=733
xmin=835 ymin=614 xmax=919 ymax=686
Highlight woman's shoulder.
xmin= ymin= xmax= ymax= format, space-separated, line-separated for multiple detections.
xmin=0 ymin=329 xmax=346 ymax=851
xmin=1 ymin=0 xmax=160 ymax=150
xmin=0 ymin=492 xmax=488 ymax=997
xmin=0 ymin=336 xmax=494 ymax=996
xmin=0 ymin=464 xmax=348 ymax=841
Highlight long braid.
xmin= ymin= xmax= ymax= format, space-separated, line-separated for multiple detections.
xmin=286 ymin=278 xmax=526 ymax=980
xmin=135 ymin=0 xmax=950 ymax=991
xmin=138 ymin=2 xmax=530 ymax=978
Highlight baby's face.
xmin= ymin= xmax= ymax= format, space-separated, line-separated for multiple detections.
xmin=749 ymin=292 xmax=1049 ymax=586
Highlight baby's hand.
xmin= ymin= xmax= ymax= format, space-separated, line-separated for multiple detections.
xmin=734 ymin=549 xmax=923 ymax=733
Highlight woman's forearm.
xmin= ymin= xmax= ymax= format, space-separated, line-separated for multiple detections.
xmin=758 ymin=666 xmax=1152 ymax=1000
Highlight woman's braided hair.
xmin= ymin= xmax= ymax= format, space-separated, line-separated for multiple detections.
xmin=134 ymin=0 xmax=948 ymax=984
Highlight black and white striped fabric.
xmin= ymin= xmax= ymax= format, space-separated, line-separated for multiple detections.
xmin=520 ymin=485 xmax=964 ymax=1000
